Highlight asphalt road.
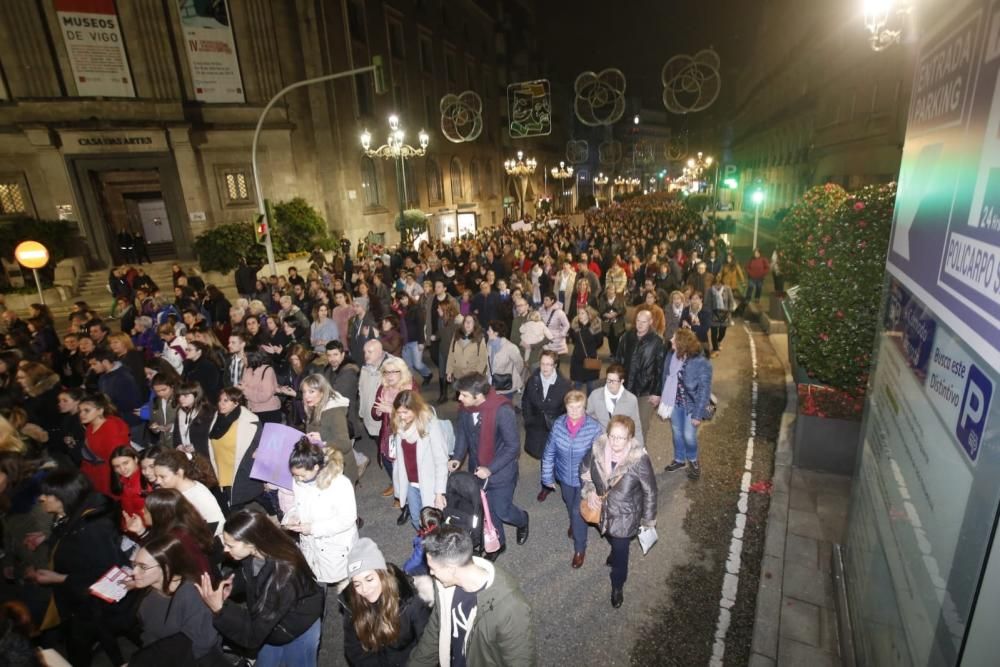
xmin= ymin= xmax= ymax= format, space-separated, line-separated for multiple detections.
xmin=318 ymin=322 xmax=784 ymax=665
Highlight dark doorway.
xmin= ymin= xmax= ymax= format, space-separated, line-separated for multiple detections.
xmin=67 ymin=154 xmax=192 ymax=268
xmin=96 ymin=171 xmax=177 ymax=263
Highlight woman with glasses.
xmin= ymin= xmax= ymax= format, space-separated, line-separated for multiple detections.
xmin=128 ymin=534 xmax=226 ymax=665
xmin=372 ymin=358 xmax=415 ymax=496
xmin=580 ymin=415 xmax=657 ymax=609
xmin=585 ymin=363 xmax=644 ymax=446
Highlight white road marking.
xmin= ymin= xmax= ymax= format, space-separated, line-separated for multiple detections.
xmin=710 ymin=323 xmax=758 ymax=666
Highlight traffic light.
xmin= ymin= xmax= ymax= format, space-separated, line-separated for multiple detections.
xmin=724 ymin=178 xmax=739 ymax=189
xmin=255 ymin=214 xmax=268 ymax=245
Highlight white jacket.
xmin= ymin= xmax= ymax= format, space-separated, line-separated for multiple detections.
xmin=539 ymin=303 xmax=570 ymax=354
xmin=290 ymin=473 xmax=358 ymax=584
xmin=390 ymin=418 xmax=450 ymax=509
xmin=160 ymin=334 xmax=188 ymax=374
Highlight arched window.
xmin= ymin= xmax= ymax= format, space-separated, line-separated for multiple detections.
xmin=469 ymin=159 xmax=481 ymax=199
xmin=484 ymin=159 xmax=496 ymax=197
xmin=450 ymin=157 xmax=464 ymax=202
xmin=426 ymin=158 xmax=444 ymax=204
xmin=403 ymin=160 xmax=419 ymax=207
xmin=360 ymin=157 xmax=381 ymax=208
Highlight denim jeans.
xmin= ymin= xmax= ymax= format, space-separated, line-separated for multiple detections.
xmin=255 ymin=619 xmax=320 ymax=667
xmin=573 ymin=380 xmax=596 ymax=396
xmin=745 ymin=278 xmax=763 ymax=302
xmin=609 ymin=535 xmax=631 ymax=590
xmin=670 ymin=404 xmax=699 ymax=463
xmin=403 ymin=341 xmax=432 ymax=379
xmin=560 ymin=483 xmax=588 ymax=553
xmin=485 ymin=481 xmax=528 ymax=547
xmin=406 ymin=483 xmax=423 ymax=530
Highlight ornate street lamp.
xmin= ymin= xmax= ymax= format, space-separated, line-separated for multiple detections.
xmin=361 ymin=114 xmax=429 ymax=243
xmin=551 ymin=161 xmax=574 ymax=213
xmin=593 ymin=172 xmax=609 ymax=208
xmin=504 ymin=150 xmax=537 ymax=219
xmin=863 ymin=0 xmax=912 ymax=51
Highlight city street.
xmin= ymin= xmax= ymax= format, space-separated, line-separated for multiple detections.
xmin=315 ymin=321 xmax=787 ymax=665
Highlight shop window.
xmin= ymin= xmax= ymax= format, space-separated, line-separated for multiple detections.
xmin=360 ymin=157 xmax=382 ymax=209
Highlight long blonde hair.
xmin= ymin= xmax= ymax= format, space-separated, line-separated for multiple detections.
xmin=391 ymin=390 xmax=432 ymax=437
xmin=300 ymin=374 xmax=344 ymax=426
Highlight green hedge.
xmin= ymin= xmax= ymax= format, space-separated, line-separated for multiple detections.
xmin=778 ymin=184 xmax=848 ymax=284
xmin=193 ymin=197 xmax=337 ymax=273
xmin=791 ymin=183 xmax=895 ymax=396
xmin=0 ymin=217 xmax=78 ymax=266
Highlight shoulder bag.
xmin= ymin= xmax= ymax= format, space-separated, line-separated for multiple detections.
xmin=480 ymin=482 xmax=502 ymax=553
xmin=578 ymin=330 xmax=602 ymax=371
xmin=580 ymin=467 xmax=624 ymax=525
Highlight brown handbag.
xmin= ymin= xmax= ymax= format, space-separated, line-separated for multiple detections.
xmin=578 ymin=329 xmax=603 ymax=370
xmin=580 ymin=492 xmax=604 ymax=524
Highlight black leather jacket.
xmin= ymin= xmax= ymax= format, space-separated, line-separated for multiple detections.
xmin=613 ymin=329 xmax=666 ymax=396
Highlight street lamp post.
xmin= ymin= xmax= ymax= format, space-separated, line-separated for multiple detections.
xmin=253 ymin=58 xmax=385 ymax=276
xmin=594 ymin=172 xmax=608 ymax=208
xmin=550 ymin=161 xmax=574 ymax=214
xmin=504 ymin=151 xmax=537 ymax=219
xmin=14 ymin=241 xmax=49 ymax=304
xmin=361 ymin=114 xmax=429 ymax=245
xmin=751 ymin=189 xmax=766 ymax=250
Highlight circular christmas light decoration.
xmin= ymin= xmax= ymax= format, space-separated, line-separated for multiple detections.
xmin=566 ymin=139 xmax=590 ymax=165
xmin=661 ymin=48 xmax=721 ymax=114
xmin=574 ymin=68 xmax=627 ymax=126
xmin=599 ymin=140 xmax=623 ymax=167
xmin=440 ymin=91 xmax=483 ymax=143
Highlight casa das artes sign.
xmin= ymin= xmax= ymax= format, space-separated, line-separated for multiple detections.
xmin=887 ymin=3 xmax=1000 ymax=368
xmin=54 ymin=0 xmax=135 ymax=98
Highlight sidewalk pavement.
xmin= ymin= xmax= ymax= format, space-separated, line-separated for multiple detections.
xmin=749 ymin=332 xmax=852 ymax=667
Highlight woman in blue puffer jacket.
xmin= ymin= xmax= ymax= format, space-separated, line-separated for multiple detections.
xmin=541 ymin=389 xmax=604 ymax=569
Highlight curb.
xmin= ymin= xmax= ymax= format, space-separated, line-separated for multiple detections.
xmin=748 ymin=331 xmax=796 ymax=666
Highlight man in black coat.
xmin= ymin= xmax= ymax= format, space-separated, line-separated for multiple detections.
xmin=449 ymin=373 xmax=528 ymax=560
xmin=612 ymin=307 xmax=665 ymax=439
xmin=234 ymin=257 xmax=258 ymax=298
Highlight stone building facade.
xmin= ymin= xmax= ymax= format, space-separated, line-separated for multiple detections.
xmin=723 ymin=1 xmax=915 ymax=215
xmin=0 ymin=0 xmax=557 ymax=268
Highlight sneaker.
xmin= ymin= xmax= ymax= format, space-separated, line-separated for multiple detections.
xmin=664 ymin=460 xmax=686 ymax=473
xmin=687 ymin=461 xmax=701 ymax=480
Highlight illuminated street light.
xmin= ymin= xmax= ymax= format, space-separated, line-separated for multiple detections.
xmin=551 ymin=161 xmax=574 ymax=213
xmin=593 ymin=172 xmax=609 ymax=208
xmin=15 ymin=240 xmax=49 ymax=304
xmin=504 ymin=151 xmax=537 ymax=219
xmin=361 ymin=113 xmax=429 ymax=244
xmin=863 ymin=0 xmax=911 ymax=51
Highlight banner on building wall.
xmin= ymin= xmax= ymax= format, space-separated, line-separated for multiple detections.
xmin=177 ymin=0 xmax=245 ymax=103
xmin=507 ymin=79 xmax=551 ymax=138
xmin=54 ymin=0 xmax=135 ymax=98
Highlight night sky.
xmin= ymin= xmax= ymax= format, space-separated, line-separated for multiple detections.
xmin=538 ymin=0 xmax=763 ymax=115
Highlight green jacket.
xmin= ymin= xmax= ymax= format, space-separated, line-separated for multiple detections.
xmin=408 ymin=558 xmax=535 ymax=666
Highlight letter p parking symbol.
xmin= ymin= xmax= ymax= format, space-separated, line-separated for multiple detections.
xmin=957 ymin=365 xmax=993 ymax=462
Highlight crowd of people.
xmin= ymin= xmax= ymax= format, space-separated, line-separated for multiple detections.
xmin=0 ymin=193 xmax=768 ymax=666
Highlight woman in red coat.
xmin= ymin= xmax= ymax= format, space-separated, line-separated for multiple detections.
xmin=745 ymin=248 xmax=771 ymax=304
xmin=79 ymin=394 xmax=131 ymax=496
xmin=109 ymin=445 xmax=150 ymax=535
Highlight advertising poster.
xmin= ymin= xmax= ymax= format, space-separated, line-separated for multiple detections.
xmin=846 ymin=2 xmax=1000 ymax=664
xmin=886 ymin=2 xmax=1000 ymax=369
xmin=54 ymin=0 xmax=134 ymax=98
xmin=507 ymin=79 xmax=551 ymax=138
xmin=177 ymin=0 xmax=245 ymax=103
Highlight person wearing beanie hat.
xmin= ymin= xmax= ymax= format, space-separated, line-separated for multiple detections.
xmin=341 ymin=538 xmax=431 ymax=666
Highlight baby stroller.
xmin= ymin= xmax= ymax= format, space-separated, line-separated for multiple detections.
xmin=444 ymin=471 xmax=484 ymax=554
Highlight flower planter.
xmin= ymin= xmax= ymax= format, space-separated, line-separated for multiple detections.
xmin=793 ymin=408 xmax=862 ymax=475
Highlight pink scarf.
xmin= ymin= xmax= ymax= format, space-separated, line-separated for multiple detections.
xmin=566 ymin=415 xmax=585 ymax=438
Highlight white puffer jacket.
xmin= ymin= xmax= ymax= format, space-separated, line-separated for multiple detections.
xmin=290 ymin=473 xmax=358 ymax=584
